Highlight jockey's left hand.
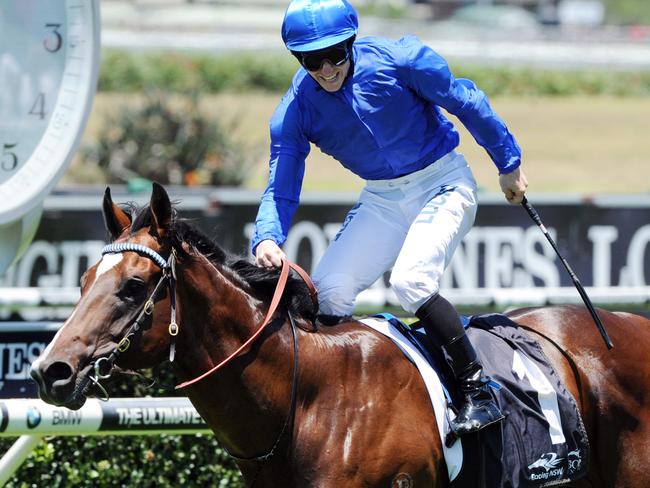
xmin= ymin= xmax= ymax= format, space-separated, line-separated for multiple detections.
xmin=499 ymin=167 xmax=528 ymax=205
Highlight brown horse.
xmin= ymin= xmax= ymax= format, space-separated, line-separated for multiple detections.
xmin=30 ymin=184 xmax=650 ymax=487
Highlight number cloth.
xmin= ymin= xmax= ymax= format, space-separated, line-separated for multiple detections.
xmin=371 ymin=312 xmax=589 ymax=487
xmin=446 ymin=314 xmax=589 ymax=487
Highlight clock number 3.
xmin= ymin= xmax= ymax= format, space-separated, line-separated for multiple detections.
xmin=2 ymin=144 xmax=19 ymax=172
xmin=43 ymin=23 xmax=63 ymax=53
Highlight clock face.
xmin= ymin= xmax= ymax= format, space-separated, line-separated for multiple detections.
xmin=0 ymin=0 xmax=100 ymax=224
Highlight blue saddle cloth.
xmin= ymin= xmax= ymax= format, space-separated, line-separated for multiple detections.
xmin=375 ymin=313 xmax=590 ymax=488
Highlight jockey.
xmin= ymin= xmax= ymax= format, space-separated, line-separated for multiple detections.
xmin=252 ymin=0 xmax=528 ymax=437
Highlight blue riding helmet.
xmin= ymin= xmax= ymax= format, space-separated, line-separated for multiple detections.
xmin=282 ymin=0 xmax=358 ymax=52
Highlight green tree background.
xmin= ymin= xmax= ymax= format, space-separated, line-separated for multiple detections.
xmin=604 ymin=0 xmax=650 ymax=24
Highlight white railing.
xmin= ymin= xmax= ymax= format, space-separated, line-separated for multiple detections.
xmin=0 ymin=397 xmax=210 ymax=485
xmin=2 ymin=286 xmax=650 ymax=309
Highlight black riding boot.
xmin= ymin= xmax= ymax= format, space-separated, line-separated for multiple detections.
xmin=442 ymin=333 xmax=505 ymax=436
xmin=415 ymin=294 xmax=504 ymax=437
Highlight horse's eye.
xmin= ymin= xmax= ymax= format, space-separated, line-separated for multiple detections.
xmin=119 ymin=277 xmax=146 ymax=300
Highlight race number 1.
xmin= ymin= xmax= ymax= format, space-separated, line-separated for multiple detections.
xmin=512 ymin=350 xmax=565 ymax=445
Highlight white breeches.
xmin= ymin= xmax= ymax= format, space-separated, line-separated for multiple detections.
xmin=312 ymin=151 xmax=478 ymax=316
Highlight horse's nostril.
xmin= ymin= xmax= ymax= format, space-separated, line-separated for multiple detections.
xmin=43 ymin=361 xmax=74 ymax=383
xmin=29 ymin=364 xmax=42 ymax=381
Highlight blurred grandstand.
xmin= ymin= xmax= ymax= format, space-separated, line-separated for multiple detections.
xmin=100 ymin=0 xmax=650 ymax=69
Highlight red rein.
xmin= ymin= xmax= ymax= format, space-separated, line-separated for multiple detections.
xmin=176 ymin=260 xmax=317 ymax=389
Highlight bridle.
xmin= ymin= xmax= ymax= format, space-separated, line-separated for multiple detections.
xmin=87 ymin=242 xmax=179 ymax=399
xmin=86 ymin=240 xmax=317 ymax=395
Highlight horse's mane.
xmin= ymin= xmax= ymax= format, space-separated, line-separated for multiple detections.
xmin=125 ymin=204 xmax=317 ymax=321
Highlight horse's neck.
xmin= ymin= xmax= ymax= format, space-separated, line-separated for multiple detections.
xmin=178 ymin=257 xmax=264 ymax=351
xmin=174 ymin=256 xmax=295 ymax=458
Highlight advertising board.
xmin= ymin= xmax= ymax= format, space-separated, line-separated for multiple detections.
xmin=2 ymin=189 xmax=649 ymax=294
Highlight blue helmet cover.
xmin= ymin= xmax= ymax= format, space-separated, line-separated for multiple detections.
xmin=282 ymin=0 xmax=359 ymax=52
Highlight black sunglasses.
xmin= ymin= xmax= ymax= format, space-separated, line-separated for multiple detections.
xmin=294 ymin=43 xmax=351 ymax=72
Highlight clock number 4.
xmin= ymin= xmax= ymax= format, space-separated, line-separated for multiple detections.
xmin=43 ymin=23 xmax=63 ymax=53
xmin=30 ymin=93 xmax=46 ymax=120
xmin=2 ymin=144 xmax=18 ymax=172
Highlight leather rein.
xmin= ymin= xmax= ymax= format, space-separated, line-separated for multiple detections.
xmin=176 ymin=255 xmax=316 ymax=389
xmin=88 ymin=242 xmax=317 ymax=396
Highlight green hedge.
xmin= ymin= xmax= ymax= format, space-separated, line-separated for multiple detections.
xmin=0 ymin=364 xmax=244 ymax=487
xmin=98 ymin=49 xmax=650 ymax=97
xmin=0 ymin=435 xmax=243 ymax=488
xmin=99 ymin=50 xmax=298 ymax=94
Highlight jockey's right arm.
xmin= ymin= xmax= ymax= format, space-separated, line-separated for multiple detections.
xmin=251 ymin=89 xmax=310 ymax=266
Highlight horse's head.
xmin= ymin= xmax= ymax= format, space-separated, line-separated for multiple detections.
xmin=30 ymin=183 xmax=177 ymax=409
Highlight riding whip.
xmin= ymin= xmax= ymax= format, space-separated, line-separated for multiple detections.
xmin=521 ymin=197 xmax=614 ymax=349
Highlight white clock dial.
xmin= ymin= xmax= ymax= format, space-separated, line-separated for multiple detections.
xmin=0 ymin=0 xmax=100 ymax=225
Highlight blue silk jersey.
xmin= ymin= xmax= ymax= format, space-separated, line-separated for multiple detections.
xmin=252 ymin=35 xmax=521 ymax=251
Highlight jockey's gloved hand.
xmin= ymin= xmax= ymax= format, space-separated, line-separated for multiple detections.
xmin=499 ymin=167 xmax=528 ymax=205
xmin=255 ymin=239 xmax=286 ymax=268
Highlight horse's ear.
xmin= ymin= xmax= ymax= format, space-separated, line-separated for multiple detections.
xmin=102 ymin=187 xmax=131 ymax=240
xmin=149 ymin=182 xmax=172 ymax=238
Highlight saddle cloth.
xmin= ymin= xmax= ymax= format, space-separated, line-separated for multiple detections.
xmin=360 ymin=313 xmax=589 ymax=487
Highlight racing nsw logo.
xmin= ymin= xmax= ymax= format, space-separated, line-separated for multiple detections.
xmin=527 ymin=452 xmax=565 ymax=482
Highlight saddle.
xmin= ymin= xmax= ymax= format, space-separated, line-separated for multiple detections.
xmin=377 ymin=313 xmax=590 ymax=488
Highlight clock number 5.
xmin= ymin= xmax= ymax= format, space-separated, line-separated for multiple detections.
xmin=43 ymin=23 xmax=63 ymax=53
xmin=2 ymin=144 xmax=19 ymax=172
